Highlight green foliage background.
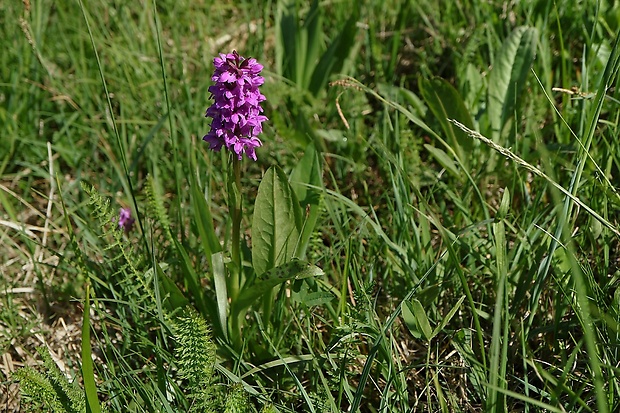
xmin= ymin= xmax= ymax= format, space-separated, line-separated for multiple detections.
xmin=2 ymin=0 xmax=620 ymax=412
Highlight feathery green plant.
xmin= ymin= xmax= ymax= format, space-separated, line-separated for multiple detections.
xmin=13 ymin=312 xmax=264 ymax=413
xmin=173 ymin=308 xmax=220 ymax=412
xmin=14 ymin=347 xmax=86 ymax=413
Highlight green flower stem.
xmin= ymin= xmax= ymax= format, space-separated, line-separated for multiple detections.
xmin=229 ymin=156 xmax=242 ymax=304
xmin=230 ymin=156 xmax=245 ymax=349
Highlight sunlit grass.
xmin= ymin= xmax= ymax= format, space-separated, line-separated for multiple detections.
xmin=2 ymin=0 xmax=620 ymax=412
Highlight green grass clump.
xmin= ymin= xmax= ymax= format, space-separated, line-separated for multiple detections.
xmin=2 ymin=0 xmax=620 ymax=412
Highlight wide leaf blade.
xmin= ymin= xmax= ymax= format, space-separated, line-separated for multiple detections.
xmin=233 ymin=260 xmax=323 ymax=312
xmin=488 ymin=26 xmax=537 ymax=141
xmin=308 ymin=10 xmax=359 ymax=95
xmin=252 ymin=165 xmax=303 ymax=277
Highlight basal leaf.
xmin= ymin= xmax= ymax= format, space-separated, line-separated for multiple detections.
xmin=277 ymin=0 xmax=299 ymax=84
xmin=488 ymin=26 xmax=537 ymax=141
xmin=403 ymin=299 xmax=435 ymax=341
xmin=410 ymin=299 xmax=433 ymax=341
xmin=402 ymin=300 xmax=422 ymax=339
xmin=212 ymin=251 xmax=228 ymax=341
xmin=233 ymin=260 xmax=323 ymax=312
xmin=308 ymin=8 xmax=359 ymax=95
xmin=302 ymin=0 xmax=321 ymax=90
xmin=301 ymin=291 xmax=335 ymax=307
xmin=252 ymin=165 xmax=303 ymax=277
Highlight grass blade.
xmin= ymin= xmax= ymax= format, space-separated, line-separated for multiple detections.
xmin=488 ymin=189 xmax=510 ymax=411
xmin=81 ymin=284 xmax=101 ymax=413
xmin=419 ymin=76 xmax=474 ymax=164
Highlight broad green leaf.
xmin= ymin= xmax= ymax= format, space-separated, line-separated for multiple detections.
xmin=189 ymin=175 xmax=224 ymax=334
xmin=296 ymin=280 xmax=334 ymax=307
xmin=410 ymin=299 xmax=433 ymax=341
xmin=276 ymin=0 xmax=324 ymax=92
xmin=297 ymin=205 xmax=320 ymax=261
xmin=252 ymin=166 xmax=303 ymax=277
xmin=277 ymin=0 xmax=300 ymax=84
xmin=233 ymin=260 xmax=323 ymax=312
xmin=301 ymin=291 xmax=335 ymax=307
xmin=401 ymin=300 xmax=422 ymax=339
xmin=419 ymin=76 xmax=474 ymax=164
xmin=315 ymin=128 xmax=346 ymax=142
xmin=302 ymin=0 xmax=321 ymax=90
xmin=308 ymin=8 xmax=359 ymax=95
xmin=463 ymin=63 xmax=484 ymax=113
xmin=424 ymin=144 xmax=460 ymax=178
xmin=488 ymin=26 xmax=537 ymax=141
xmin=402 ymin=299 xmax=433 ymax=341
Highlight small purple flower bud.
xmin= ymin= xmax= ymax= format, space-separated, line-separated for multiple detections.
xmin=203 ymin=50 xmax=267 ymax=161
xmin=118 ymin=207 xmax=135 ymax=232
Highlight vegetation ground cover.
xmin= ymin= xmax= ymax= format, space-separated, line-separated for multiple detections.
xmin=2 ymin=0 xmax=620 ymax=411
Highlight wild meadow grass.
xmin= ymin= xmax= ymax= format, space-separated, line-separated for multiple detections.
xmin=2 ymin=0 xmax=620 ymax=411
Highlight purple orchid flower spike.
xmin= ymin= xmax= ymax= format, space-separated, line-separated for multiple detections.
xmin=203 ymin=50 xmax=268 ymax=161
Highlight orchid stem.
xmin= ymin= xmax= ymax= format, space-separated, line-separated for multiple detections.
xmin=229 ymin=156 xmax=242 ymax=304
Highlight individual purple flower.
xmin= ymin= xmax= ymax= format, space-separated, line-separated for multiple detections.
xmin=203 ymin=50 xmax=268 ymax=161
xmin=118 ymin=207 xmax=135 ymax=232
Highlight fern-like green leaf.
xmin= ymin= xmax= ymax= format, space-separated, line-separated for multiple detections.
xmin=174 ymin=308 xmax=219 ymax=412
xmin=224 ymin=383 xmax=252 ymax=413
xmin=82 ymin=183 xmax=156 ymax=309
xmin=38 ymin=348 xmax=85 ymax=413
xmin=145 ymin=175 xmax=174 ymax=245
xmin=14 ymin=347 xmax=85 ymax=413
